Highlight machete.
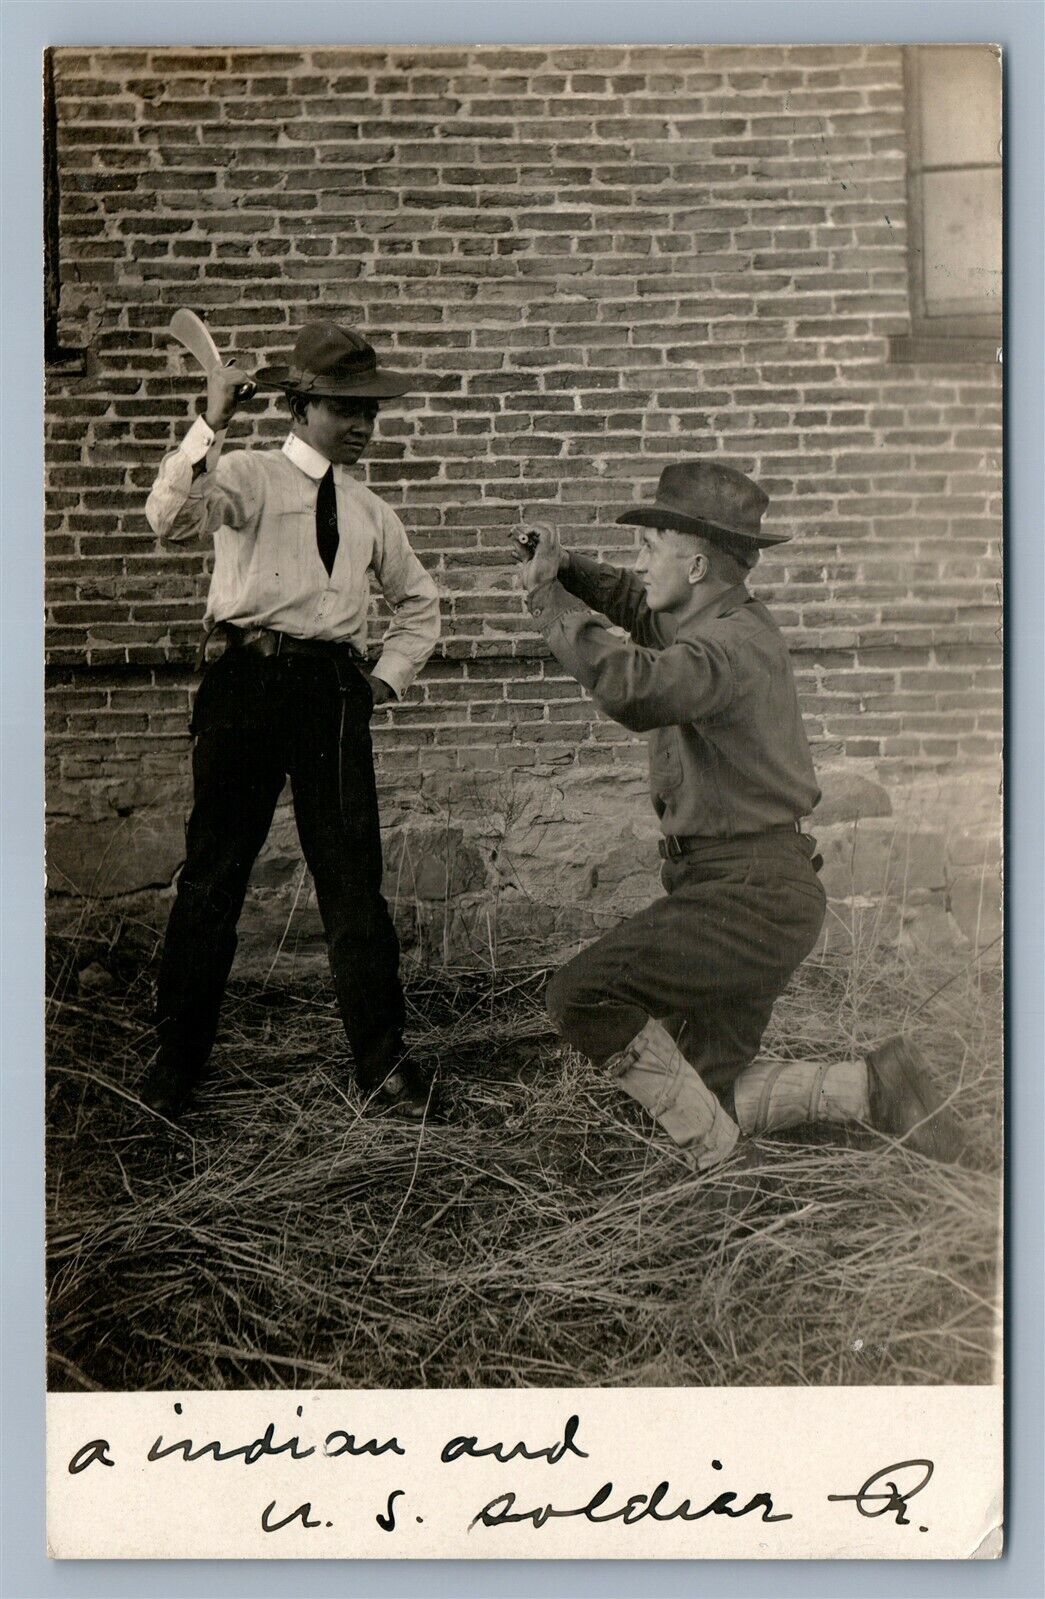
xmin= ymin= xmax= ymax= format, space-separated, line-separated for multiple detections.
xmin=167 ymin=308 xmax=265 ymax=471
xmin=168 ymin=307 xmax=225 ymax=376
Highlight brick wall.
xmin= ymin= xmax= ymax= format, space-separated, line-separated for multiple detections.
xmin=45 ymin=45 xmax=1003 ymax=955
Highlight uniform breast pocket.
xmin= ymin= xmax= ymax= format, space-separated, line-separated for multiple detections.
xmin=649 ymin=728 xmax=683 ymax=796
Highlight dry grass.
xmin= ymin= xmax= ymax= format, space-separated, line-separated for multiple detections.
xmin=45 ymin=914 xmax=1002 ymax=1392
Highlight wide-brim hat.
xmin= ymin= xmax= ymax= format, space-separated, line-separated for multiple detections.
xmin=256 ymin=321 xmax=414 ymax=399
xmin=616 ymin=460 xmax=789 ymax=548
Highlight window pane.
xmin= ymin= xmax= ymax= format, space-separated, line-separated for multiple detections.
xmin=921 ymin=168 xmax=1003 ymax=317
xmin=917 ymin=46 xmax=1001 ymax=170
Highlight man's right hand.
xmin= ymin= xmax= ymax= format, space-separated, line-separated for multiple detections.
xmin=205 ymin=363 xmax=256 ymax=430
xmin=511 ymin=521 xmax=570 ymax=573
xmin=518 ymin=525 xmax=571 ymax=592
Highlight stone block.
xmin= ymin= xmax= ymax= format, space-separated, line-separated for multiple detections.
xmin=945 ymin=825 xmax=1003 ymax=875
xmin=814 ymin=897 xmax=903 ymax=958
xmin=384 ymin=824 xmax=487 ymax=903
xmin=46 ymin=813 xmax=186 ymax=897
xmin=250 ymin=855 xmax=305 ymax=891
xmin=896 ymin=899 xmax=964 ymax=957
xmin=441 ymin=891 xmax=605 ymax=968
xmin=490 ymin=767 xmax=660 ymax=915
xmin=812 ymin=767 xmax=892 ymax=826
xmin=228 ymin=889 xmax=328 ymax=978
xmin=816 ymin=820 xmax=947 ymax=899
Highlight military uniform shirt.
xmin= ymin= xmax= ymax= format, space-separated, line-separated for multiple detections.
xmin=527 ymin=552 xmax=820 ymax=839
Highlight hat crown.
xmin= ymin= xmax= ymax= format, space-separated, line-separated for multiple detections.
xmin=656 ymin=461 xmax=768 ymax=539
xmin=256 ymin=322 xmax=415 ymax=400
xmin=289 ymin=322 xmax=378 ymax=385
xmin=615 ymin=458 xmax=788 ymax=547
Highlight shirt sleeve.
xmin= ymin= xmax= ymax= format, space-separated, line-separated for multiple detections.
xmin=527 ymin=579 xmax=735 ymax=730
xmin=559 ymin=552 xmax=671 ymax=647
xmin=145 ymin=417 xmax=261 ymax=546
xmin=368 ymin=504 xmax=441 ymax=699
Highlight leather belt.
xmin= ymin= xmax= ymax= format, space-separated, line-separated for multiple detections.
xmin=219 ymin=622 xmax=365 ymax=664
xmin=658 ymin=822 xmax=802 ymax=861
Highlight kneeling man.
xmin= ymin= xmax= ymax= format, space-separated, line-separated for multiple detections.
xmin=518 ymin=462 xmax=961 ymax=1168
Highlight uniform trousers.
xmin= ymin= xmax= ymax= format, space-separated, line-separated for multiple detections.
xmin=155 ymin=646 xmax=405 ymax=1089
xmin=545 ymin=833 xmax=827 ymax=1104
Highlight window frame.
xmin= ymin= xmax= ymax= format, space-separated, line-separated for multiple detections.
xmin=890 ymin=44 xmax=1003 ymax=365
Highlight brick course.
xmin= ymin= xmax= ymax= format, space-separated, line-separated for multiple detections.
xmin=45 ymin=45 xmax=1002 ymax=921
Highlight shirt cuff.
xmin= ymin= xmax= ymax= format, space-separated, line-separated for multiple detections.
xmin=371 ymin=649 xmax=413 ymax=701
xmin=526 ymin=579 xmax=589 ymax=629
xmin=178 ymin=415 xmax=225 ymax=468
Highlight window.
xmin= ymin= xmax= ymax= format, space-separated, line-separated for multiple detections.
xmin=890 ymin=45 xmax=1002 ymax=364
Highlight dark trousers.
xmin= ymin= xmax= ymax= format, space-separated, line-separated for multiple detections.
xmin=546 ymin=833 xmax=827 ymax=1105
xmin=155 ymin=647 xmax=405 ymax=1089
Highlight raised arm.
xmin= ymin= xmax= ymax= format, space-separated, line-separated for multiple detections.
xmin=145 ymin=365 xmax=261 ymax=545
xmin=528 ymin=585 xmax=735 ymax=731
xmin=558 ymin=550 xmax=671 ymax=648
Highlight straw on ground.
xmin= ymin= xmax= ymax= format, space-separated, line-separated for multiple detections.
xmin=46 ymin=922 xmax=1001 ymax=1391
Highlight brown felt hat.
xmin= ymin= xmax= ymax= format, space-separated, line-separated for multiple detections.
xmin=256 ymin=322 xmax=414 ymax=400
xmin=616 ymin=461 xmax=788 ymax=548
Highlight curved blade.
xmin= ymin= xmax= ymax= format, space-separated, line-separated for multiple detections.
xmin=168 ymin=307 xmax=223 ymax=373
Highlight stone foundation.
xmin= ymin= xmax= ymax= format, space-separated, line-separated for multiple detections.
xmin=46 ymin=759 xmax=1002 ymax=980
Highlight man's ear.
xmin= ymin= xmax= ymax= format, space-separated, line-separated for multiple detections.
xmin=687 ymin=552 xmax=710 ymax=586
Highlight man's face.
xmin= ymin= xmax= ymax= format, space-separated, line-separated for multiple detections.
xmin=633 ymin=527 xmax=706 ymax=613
xmin=298 ymin=396 xmax=379 ymax=465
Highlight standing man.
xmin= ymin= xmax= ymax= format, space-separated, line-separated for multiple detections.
xmin=518 ymin=461 xmax=961 ymax=1168
xmin=143 ymin=322 xmax=440 ymax=1121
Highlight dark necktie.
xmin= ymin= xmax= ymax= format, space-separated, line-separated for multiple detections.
xmin=316 ymin=466 xmax=339 ymax=577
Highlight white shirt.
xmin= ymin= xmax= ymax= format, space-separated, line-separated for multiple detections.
xmin=145 ymin=416 xmax=441 ymax=698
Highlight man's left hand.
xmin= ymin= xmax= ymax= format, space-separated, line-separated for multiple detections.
xmin=369 ymin=676 xmax=396 ymax=708
xmin=518 ymin=524 xmax=563 ymax=592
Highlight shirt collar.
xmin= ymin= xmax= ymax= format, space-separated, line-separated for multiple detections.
xmin=675 ymin=581 xmax=750 ymax=632
xmin=282 ymin=431 xmax=331 ymax=480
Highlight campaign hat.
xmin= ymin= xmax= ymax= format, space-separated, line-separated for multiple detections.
xmin=616 ymin=461 xmax=789 ymax=549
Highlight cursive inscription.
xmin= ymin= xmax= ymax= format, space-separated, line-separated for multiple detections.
xmin=60 ymin=1403 xmax=954 ymax=1552
xmin=260 ymin=1499 xmax=325 ymax=1533
xmin=145 ymin=1402 xmax=403 ymax=1466
xmin=827 ymin=1459 xmax=934 ymax=1527
xmin=67 ymin=1439 xmax=115 ymax=1474
xmin=442 ymin=1414 xmax=588 ymax=1466
xmin=377 ymin=1489 xmax=405 ymax=1531
xmin=471 ymin=1466 xmax=792 ymax=1531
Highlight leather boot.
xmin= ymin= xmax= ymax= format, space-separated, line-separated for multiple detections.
xmin=866 ymin=1036 xmax=964 ymax=1162
xmin=139 ymin=1052 xmax=199 ymax=1122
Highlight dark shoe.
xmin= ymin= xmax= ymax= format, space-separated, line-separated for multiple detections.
xmin=865 ymin=1036 xmax=964 ymax=1163
xmin=138 ymin=1055 xmax=196 ymax=1122
xmin=367 ymin=1056 xmax=438 ymax=1121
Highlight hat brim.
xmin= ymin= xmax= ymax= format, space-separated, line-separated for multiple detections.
xmin=616 ymin=506 xmax=790 ymax=548
xmin=255 ymin=365 xmax=415 ymax=400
